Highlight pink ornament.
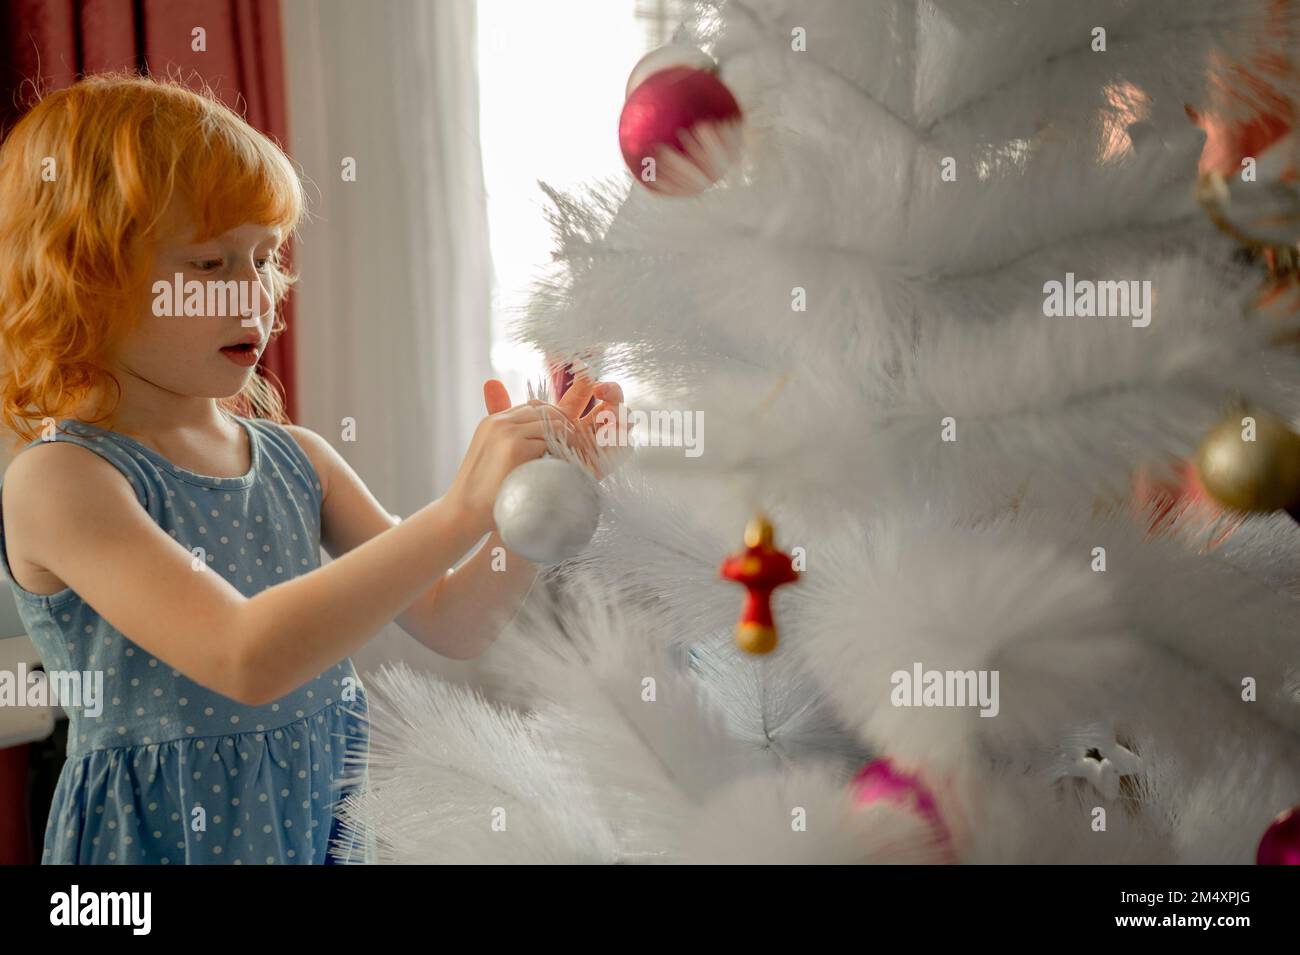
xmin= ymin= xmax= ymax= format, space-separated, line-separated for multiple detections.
xmin=624 ymin=44 xmax=716 ymax=99
xmin=852 ymin=757 xmax=956 ymax=861
xmin=618 ymin=51 xmax=744 ymax=197
xmin=1257 ymin=805 xmax=1300 ymax=864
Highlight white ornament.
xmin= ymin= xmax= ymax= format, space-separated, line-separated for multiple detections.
xmin=493 ymin=456 xmax=601 ymax=564
xmin=1061 ymin=740 xmax=1143 ymax=799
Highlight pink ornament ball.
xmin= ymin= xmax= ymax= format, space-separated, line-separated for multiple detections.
xmin=624 ymin=43 xmax=716 ymax=99
xmin=1257 ymin=805 xmax=1300 ymax=865
xmin=852 ymin=756 xmax=956 ymax=862
xmin=618 ymin=60 xmax=743 ymax=196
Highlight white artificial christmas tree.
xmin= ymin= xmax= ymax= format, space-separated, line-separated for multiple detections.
xmin=339 ymin=0 xmax=1300 ymax=863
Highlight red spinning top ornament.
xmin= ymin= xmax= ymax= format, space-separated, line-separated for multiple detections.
xmin=619 ymin=44 xmax=744 ymax=196
xmin=719 ymin=514 xmax=799 ymax=654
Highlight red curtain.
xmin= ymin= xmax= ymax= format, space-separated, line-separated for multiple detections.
xmin=0 ymin=0 xmax=299 ymax=420
xmin=0 ymin=744 xmax=28 ymax=864
xmin=0 ymin=0 xmax=296 ymax=865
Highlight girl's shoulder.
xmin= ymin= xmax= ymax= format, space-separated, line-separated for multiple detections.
xmin=4 ymin=417 xmax=323 ymax=509
xmin=1 ymin=430 xmax=149 ymax=599
xmin=249 ymin=419 xmax=328 ymax=504
xmin=3 ymin=425 xmax=151 ymax=505
xmin=267 ymin=421 xmax=332 ymax=505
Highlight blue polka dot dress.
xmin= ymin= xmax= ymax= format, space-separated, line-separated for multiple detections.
xmin=0 ymin=416 xmax=370 ymax=864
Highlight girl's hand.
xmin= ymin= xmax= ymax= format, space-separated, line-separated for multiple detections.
xmin=444 ymin=379 xmax=583 ymax=536
xmin=445 ymin=373 xmax=625 ymax=535
xmin=548 ymin=370 xmax=625 ymax=480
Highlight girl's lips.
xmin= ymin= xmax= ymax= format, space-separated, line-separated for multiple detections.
xmin=220 ymin=343 xmax=260 ymax=367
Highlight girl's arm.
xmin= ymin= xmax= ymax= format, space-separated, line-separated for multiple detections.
xmin=2 ymin=397 xmax=554 ymax=706
xmin=399 ymin=528 xmax=539 ymax=658
xmin=283 ymin=427 xmax=541 ymax=660
xmin=285 ymin=378 xmax=619 ymax=659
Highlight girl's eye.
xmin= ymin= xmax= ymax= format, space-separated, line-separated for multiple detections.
xmin=255 ymin=258 xmax=272 ymax=272
xmin=191 ymin=259 xmax=223 ymax=272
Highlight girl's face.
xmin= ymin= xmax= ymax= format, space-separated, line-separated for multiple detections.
xmin=112 ymin=211 xmax=281 ymax=402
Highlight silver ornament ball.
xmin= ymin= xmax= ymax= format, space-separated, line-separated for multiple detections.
xmin=492 ymin=456 xmax=601 ymax=564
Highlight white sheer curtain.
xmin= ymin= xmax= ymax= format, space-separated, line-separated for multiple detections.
xmin=282 ymin=0 xmax=493 ymax=679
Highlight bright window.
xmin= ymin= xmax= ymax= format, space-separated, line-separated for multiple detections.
xmin=477 ymin=0 xmax=678 ymax=404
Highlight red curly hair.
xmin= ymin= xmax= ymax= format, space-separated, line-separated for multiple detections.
xmin=0 ymin=72 xmax=304 ymax=445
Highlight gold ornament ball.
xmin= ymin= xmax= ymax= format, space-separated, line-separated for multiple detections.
xmin=1195 ymin=411 xmax=1300 ymax=512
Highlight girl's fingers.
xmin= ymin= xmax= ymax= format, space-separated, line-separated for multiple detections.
xmin=583 ymin=400 xmax=620 ymax=449
xmin=510 ymin=402 xmax=576 ymax=434
xmin=483 ymin=379 xmax=513 ymax=415
xmin=512 ymin=419 xmax=554 ymax=441
xmin=506 ymin=434 xmax=549 ymax=464
xmin=557 ymin=373 xmax=596 ymax=420
xmin=589 ymin=382 xmax=623 ymax=408
xmin=499 ymin=379 xmax=619 ymax=432
xmin=547 ymin=409 xmax=598 ymax=464
xmin=510 ymin=400 xmax=609 ymax=476
xmin=536 ymin=405 xmax=580 ymax=437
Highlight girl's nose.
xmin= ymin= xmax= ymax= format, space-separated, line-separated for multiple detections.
xmin=233 ymin=263 xmax=273 ymax=325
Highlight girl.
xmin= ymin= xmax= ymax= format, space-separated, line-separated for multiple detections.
xmin=0 ymin=74 xmax=620 ymax=864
